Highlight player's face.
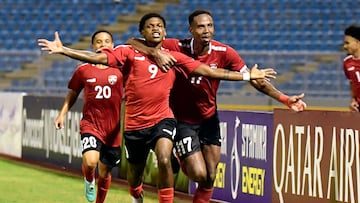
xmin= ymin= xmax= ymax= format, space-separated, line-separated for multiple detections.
xmin=343 ymin=36 xmax=360 ymax=55
xmin=92 ymin=32 xmax=114 ymax=51
xmin=189 ymin=14 xmax=214 ymax=46
xmin=141 ymin=17 xmax=166 ymax=46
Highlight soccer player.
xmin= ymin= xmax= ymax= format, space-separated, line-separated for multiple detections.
xmin=343 ymin=25 xmax=360 ymax=112
xmin=127 ymin=10 xmax=307 ymax=203
xmin=39 ymin=13 xmax=275 ymax=203
xmin=54 ymin=30 xmax=123 ymax=203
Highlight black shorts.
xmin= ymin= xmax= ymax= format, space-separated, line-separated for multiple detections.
xmin=124 ymin=118 xmax=176 ymax=164
xmin=81 ymin=133 xmax=121 ymax=168
xmin=174 ymin=113 xmax=221 ymax=161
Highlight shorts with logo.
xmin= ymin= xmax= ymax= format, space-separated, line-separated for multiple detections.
xmin=124 ymin=118 xmax=176 ymax=164
xmin=81 ymin=133 xmax=122 ymax=168
xmin=174 ymin=113 xmax=221 ymax=161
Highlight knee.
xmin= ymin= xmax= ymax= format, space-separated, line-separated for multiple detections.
xmin=98 ymin=163 xmax=112 ymax=178
xmin=83 ymin=159 xmax=97 ymax=169
xmin=157 ymin=155 xmax=171 ymax=170
xmin=189 ymin=167 xmax=207 ymax=183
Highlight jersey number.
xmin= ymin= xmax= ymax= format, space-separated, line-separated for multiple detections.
xmin=175 ymin=137 xmax=192 ymax=157
xmin=190 ymin=76 xmax=203 ymax=84
xmin=82 ymin=136 xmax=97 ymax=150
xmin=95 ymin=85 xmax=111 ymax=99
xmin=148 ymin=64 xmax=159 ymax=79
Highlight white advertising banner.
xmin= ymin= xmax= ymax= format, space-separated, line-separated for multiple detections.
xmin=0 ymin=92 xmax=25 ymax=157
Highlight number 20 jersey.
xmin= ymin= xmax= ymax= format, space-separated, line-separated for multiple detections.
xmin=68 ymin=63 xmax=123 ymax=147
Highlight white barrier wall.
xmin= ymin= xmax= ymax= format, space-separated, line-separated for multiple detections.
xmin=0 ymin=92 xmax=25 ymax=157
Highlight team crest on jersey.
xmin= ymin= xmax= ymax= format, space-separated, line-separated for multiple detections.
xmin=348 ymin=66 xmax=355 ymax=71
xmin=210 ymin=64 xmax=218 ymax=69
xmin=108 ymin=75 xmax=117 ymax=85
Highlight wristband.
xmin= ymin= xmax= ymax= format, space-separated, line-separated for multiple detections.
xmin=243 ymin=72 xmax=250 ymax=81
xmin=279 ymin=94 xmax=289 ymax=105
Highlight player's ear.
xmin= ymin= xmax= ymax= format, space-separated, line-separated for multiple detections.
xmin=188 ymin=26 xmax=194 ymax=35
xmin=140 ymin=30 xmax=145 ymax=38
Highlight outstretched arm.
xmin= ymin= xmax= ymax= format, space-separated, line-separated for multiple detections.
xmin=250 ymin=79 xmax=307 ymax=112
xmin=54 ymin=90 xmax=79 ymax=129
xmin=192 ymin=63 xmax=276 ymax=81
xmin=38 ymin=32 xmax=108 ymax=65
xmin=126 ymin=38 xmax=176 ymax=72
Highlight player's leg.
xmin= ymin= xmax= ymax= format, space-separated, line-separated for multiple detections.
xmin=194 ymin=113 xmax=222 ymax=203
xmin=96 ymin=145 xmax=121 ymax=203
xmin=96 ymin=162 xmax=112 ymax=203
xmin=127 ymin=162 xmax=146 ymax=203
xmin=81 ymin=133 xmax=101 ymax=202
xmin=192 ymin=144 xmax=220 ymax=202
xmin=152 ymin=118 xmax=177 ymax=203
xmin=124 ymin=130 xmax=150 ymax=203
xmin=174 ymin=122 xmax=207 ymax=182
xmin=202 ymin=144 xmax=221 ymax=187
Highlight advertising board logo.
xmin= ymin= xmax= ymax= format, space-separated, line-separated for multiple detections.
xmin=231 ymin=116 xmax=241 ymax=199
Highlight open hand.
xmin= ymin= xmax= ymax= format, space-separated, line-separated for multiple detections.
xmin=250 ymin=64 xmax=277 ymax=80
xmin=38 ymin=31 xmax=64 ymax=54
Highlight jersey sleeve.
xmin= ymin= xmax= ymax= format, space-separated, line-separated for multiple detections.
xmin=162 ymin=38 xmax=181 ymax=52
xmin=101 ymin=45 xmax=132 ymax=68
xmin=343 ymin=64 xmax=350 ymax=79
xmin=68 ymin=65 xmax=85 ymax=93
xmin=343 ymin=58 xmax=351 ymax=80
xmin=225 ymin=46 xmax=248 ymax=73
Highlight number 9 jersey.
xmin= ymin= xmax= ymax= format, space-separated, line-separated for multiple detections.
xmin=102 ymin=45 xmax=202 ymax=131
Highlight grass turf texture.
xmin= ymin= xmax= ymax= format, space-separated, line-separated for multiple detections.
xmin=0 ymin=157 xmax=163 ymax=203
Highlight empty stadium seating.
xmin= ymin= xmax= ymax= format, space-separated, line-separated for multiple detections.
xmin=0 ymin=0 xmax=358 ymax=98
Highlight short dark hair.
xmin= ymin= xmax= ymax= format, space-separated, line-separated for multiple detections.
xmin=345 ymin=25 xmax=360 ymax=41
xmin=188 ymin=10 xmax=213 ymax=25
xmin=91 ymin=30 xmax=113 ymax=44
xmin=138 ymin=13 xmax=166 ymax=33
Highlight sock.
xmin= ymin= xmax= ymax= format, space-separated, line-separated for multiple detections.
xmin=193 ymin=187 xmax=214 ymax=203
xmin=82 ymin=163 xmax=95 ymax=182
xmin=96 ymin=175 xmax=111 ymax=203
xmin=158 ymin=187 xmax=174 ymax=203
xmin=129 ymin=183 xmax=143 ymax=199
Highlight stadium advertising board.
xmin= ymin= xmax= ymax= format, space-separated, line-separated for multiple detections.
xmin=0 ymin=92 xmax=25 ymax=158
xmin=189 ymin=110 xmax=273 ymax=203
xmin=273 ymin=109 xmax=360 ymax=203
xmin=21 ymin=95 xmax=84 ymax=170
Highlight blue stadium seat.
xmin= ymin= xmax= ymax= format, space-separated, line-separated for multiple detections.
xmin=0 ymin=0 xmax=357 ymax=97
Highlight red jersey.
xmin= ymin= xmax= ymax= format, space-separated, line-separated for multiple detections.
xmin=343 ymin=55 xmax=360 ymax=103
xmin=103 ymin=45 xmax=202 ymax=131
xmin=68 ymin=63 xmax=123 ymax=147
xmin=162 ymin=38 xmax=248 ymax=124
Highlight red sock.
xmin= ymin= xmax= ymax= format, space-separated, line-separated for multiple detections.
xmin=82 ymin=163 xmax=95 ymax=182
xmin=193 ymin=187 xmax=214 ymax=203
xmin=158 ymin=187 xmax=174 ymax=203
xmin=96 ymin=175 xmax=111 ymax=203
xmin=129 ymin=183 xmax=143 ymax=199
